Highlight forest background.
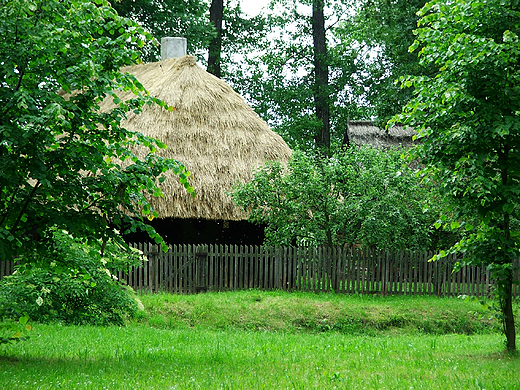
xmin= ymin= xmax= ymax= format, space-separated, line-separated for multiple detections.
xmin=113 ymin=0 xmax=424 ymax=150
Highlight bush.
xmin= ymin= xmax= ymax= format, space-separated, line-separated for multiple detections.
xmin=0 ymin=230 xmax=144 ymax=326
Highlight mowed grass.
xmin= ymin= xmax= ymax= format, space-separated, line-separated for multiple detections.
xmin=1 ymin=291 xmax=519 ymax=390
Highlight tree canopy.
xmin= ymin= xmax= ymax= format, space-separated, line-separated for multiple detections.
xmin=393 ymin=0 xmax=520 ymax=351
xmin=232 ymin=146 xmax=441 ymax=250
xmin=0 ymin=0 xmax=193 ymax=262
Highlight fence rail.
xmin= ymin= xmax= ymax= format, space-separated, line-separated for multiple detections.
xmin=2 ymin=244 xmax=519 ymax=297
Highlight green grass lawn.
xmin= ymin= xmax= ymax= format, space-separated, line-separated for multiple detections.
xmin=1 ymin=291 xmax=519 ymax=390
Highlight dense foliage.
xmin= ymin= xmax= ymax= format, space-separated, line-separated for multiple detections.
xmin=393 ymin=0 xmax=520 ymax=351
xmin=0 ymin=230 xmax=143 ymax=326
xmin=232 ymin=146 xmax=444 ymax=250
xmin=0 ymin=0 xmax=193 ymax=263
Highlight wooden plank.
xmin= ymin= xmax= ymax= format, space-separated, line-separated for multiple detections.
xmin=223 ymin=244 xmax=229 ymax=290
xmin=419 ymin=251 xmax=425 ymax=295
xmin=369 ymin=250 xmax=376 ymax=293
xmin=381 ymin=250 xmax=388 ymax=295
xmin=172 ymin=244 xmax=177 ymax=293
xmin=257 ymin=245 xmax=263 ymax=289
xmin=263 ymin=247 xmax=269 ymax=289
xmin=257 ymin=246 xmax=262 ymax=290
xmin=275 ymin=247 xmax=282 ymax=290
xmin=175 ymin=244 xmax=181 ymax=294
xmin=207 ymin=244 xmax=214 ymax=291
xmin=274 ymin=247 xmax=280 ymax=290
xmin=355 ymin=249 xmax=361 ymax=293
xmin=323 ymin=247 xmax=329 ymax=292
xmin=288 ymin=246 xmax=294 ymax=290
xmin=316 ymin=247 xmax=322 ymax=292
xmin=252 ymin=245 xmax=258 ymax=289
xmin=180 ymin=244 xmax=185 ymax=293
xmin=215 ymin=244 xmax=221 ymax=291
xmin=443 ymin=255 xmax=451 ymax=297
xmin=242 ymin=245 xmax=248 ymax=290
xmin=337 ymin=247 xmax=344 ymax=293
xmin=265 ymin=247 xmax=270 ymax=290
xmin=343 ymin=248 xmax=350 ymax=293
xmin=398 ymin=250 xmax=405 ymax=295
xmin=403 ymin=250 xmax=409 ymax=295
xmin=169 ymin=244 xmax=174 ymax=293
xmin=412 ymin=251 xmax=418 ymax=294
xmin=313 ymin=247 xmax=319 ymax=292
xmin=181 ymin=244 xmax=187 ymax=294
xmin=302 ymin=247 xmax=309 ymax=291
xmin=143 ymin=243 xmax=149 ymax=292
xmin=233 ymin=245 xmax=239 ymax=290
xmin=242 ymin=245 xmax=246 ymax=289
xmin=420 ymin=251 xmax=427 ymax=295
xmin=426 ymin=252 xmax=433 ymax=295
xmin=361 ymin=249 xmax=367 ymax=294
xmin=284 ymin=246 xmax=290 ymax=290
xmin=297 ymin=247 xmax=304 ymax=291
xmin=334 ymin=247 xmax=339 ymax=292
xmin=187 ymin=244 xmax=193 ymax=294
xmin=159 ymin=244 xmax=165 ymax=293
xmin=152 ymin=243 xmax=158 ymax=293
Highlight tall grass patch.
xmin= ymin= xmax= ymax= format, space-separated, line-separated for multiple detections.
xmin=136 ymin=290 xmax=499 ymax=335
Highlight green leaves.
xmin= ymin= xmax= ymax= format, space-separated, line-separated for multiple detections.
xmin=0 ymin=0 xmax=194 ymax=260
xmin=397 ymin=0 xmax=520 ymax=351
xmin=232 ymin=146 xmax=438 ymax=250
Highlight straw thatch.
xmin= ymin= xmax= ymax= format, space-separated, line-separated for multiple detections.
xmin=98 ymin=55 xmax=292 ymax=221
xmin=348 ymin=120 xmax=416 ymax=148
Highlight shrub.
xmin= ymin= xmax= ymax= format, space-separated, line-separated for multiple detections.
xmin=0 ymin=230 xmax=143 ymax=326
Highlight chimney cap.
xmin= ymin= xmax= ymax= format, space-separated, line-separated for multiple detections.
xmin=161 ymin=37 xmax=187 ymax=60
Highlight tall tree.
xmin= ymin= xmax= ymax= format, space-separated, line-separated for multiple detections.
xmin=312 ymin=0 xmax=331 ymax=150
xmin=394 ymin=0 xmax=520 ymax=352
xmin=0 ymin=0 xmax=193 ymax=261
xmin=207 ymin=0 xmax=224 ymax=77
xmin=229 ymin=0 xmax=367 ymax=150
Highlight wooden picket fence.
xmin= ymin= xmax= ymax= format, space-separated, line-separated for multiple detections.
xmin=114 ymin=243 xmax=520 ymax=297
xmin=1 ymin=243 xmax=519 ymax=297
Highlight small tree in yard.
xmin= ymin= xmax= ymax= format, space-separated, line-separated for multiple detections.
xmin=0 ymin=0 xmax=194 ymax=333
xmin=393 ymin=0 xmax=520 ymax=351
xmin=232 ymin=147 xmax=438 ymax=250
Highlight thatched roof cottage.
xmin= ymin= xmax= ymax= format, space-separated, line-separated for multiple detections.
xmin=99 ymin=46 xmax=292 ymax=244
xmin=347 ymin=121 xmax=416 ymax=149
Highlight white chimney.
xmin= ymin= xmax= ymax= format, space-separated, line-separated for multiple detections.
xmin=161 ymin=37 xmax=187 ymax=60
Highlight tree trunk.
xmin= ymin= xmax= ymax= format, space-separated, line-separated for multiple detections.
xmin=312 ymin=0 xmax=330 ymax=152
xmin=500 ymin=150 xmax=516 ymax=352
xmin=208 ymin=0 xmax=223 ymax=78
xmin=342 ymin=116 xmax=351 ymax=148
xmin=502 ymin=271 xmax=516 ymax=352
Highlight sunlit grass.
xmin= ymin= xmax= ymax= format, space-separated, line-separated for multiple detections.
xmin=1 ymin=291 xmax=518 ymax=389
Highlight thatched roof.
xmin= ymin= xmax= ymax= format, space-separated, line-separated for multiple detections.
xmin=99 ymin=55 xmax=292 ymax=221
xmin=348 ymin=120 xmax=416 ymax=148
